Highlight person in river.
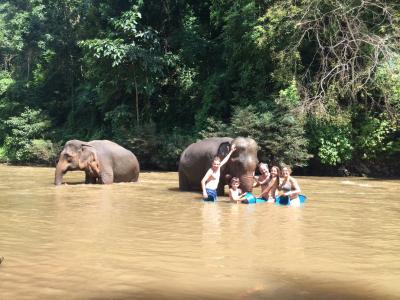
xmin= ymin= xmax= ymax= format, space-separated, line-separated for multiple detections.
xmin=201 ymin=144 xmax=236 ymax=201
xmin=257 ymin=165 xmax=280 ymax=203
xmin=229 ymin=177 xmax=246 ymax=203
xmin=278 ymin=165 xmax=301 ymax=207
xmin=254 ymin=163 xmax=270 ymax=188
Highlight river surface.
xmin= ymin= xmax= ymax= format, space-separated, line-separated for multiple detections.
xmin=0 ymin=165 xmax=399 ymax=300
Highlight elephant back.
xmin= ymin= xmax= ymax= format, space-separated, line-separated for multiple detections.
xmin=180 ymin=137 xmax=232 ymax=165
xmin=179 ymin=137 xmax=232 ymax=190
xmin=89 ymin=140 xmax=140 ymax=182
xmin=88 ymin=140 xmax=134 ymax=157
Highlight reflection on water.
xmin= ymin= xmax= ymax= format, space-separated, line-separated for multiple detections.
xmin=0 ymin=165 xmax=399 ymax=299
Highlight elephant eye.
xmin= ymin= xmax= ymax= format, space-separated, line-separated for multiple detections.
xmin=64 ymin=154 xmax=73 ymax=162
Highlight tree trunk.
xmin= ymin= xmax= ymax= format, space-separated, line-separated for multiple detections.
xmin=26 ymin=50 xmax=31 ymax=81
xmin=134 ymin=70 xmax=139 ymax=125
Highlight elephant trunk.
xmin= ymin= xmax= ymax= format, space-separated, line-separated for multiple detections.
xmin=54 ymin=160 xmax=67 ymax=185
xmin=239 ymin=173 xmax=255 ymax=192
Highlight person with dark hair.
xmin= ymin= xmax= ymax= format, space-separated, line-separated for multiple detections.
xmin=229 ymin=177 xmax=245 ymax=203
xmin=257 ymin=165 xmax=280 ymax=202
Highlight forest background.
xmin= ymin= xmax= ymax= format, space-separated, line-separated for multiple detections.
xmin=0 ymin=0 xmax=399 ymax=176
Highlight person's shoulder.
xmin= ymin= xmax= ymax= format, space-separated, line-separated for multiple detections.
xmin=202 ymin=168 xmax=213 ymax=180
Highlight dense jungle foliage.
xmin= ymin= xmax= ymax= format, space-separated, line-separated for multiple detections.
xmin=0 ymin=0 xmax=399 ymax=176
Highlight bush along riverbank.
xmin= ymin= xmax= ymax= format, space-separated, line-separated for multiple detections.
xmin=0 ymin=110 xmax=398 ymax=177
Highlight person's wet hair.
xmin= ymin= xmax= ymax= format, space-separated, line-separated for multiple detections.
xmin=213 ymin=156 xmax=221 ymax=163
xmin=230 ymin=177 xmax=240 ymax=186
xmin=281 ymin=165 xmax=292 ymax=174
xmin=270 ymin=166 xmax=280 ymax=188
xmin=258 ymin=162 xmax=268 ymax=169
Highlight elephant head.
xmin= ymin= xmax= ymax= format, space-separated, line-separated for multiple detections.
xmin=54 ymin=140 xmax=100 ymax=185
xmin=220 ymin=137 xmax=258 ymax=192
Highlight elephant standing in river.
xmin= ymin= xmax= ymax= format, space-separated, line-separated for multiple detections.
xmin=179 ymin=137 xmax=258 ymax=195
xmin=54 ymin=140 xmax=140 ymax=185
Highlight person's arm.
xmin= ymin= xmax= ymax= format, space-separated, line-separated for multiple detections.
xmin=257 ymin=176 xmax=270 ymax=186
xmin=201 ymin=169 xmax=212 ymax=198
xmin=257 ymin=177 xmax=277 ymax=198
xmin=219 ymin=144 xmax=236 ymax=167
xmin=283 ymin=177 xmax=300 ymax=196
xmin=253 ymin=178 xmax=260 ymax=188
xmin=239 ymin=191 xmax=247 ymax=199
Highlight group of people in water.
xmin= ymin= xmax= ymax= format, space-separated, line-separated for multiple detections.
xmin=201 ymin=144 xmax=302 ymax=206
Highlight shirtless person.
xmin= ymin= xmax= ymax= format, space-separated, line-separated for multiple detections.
xmin=254 ymin=163 xmax=270 ymax=189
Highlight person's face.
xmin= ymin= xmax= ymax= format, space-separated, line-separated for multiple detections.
xmin=259 ymin=165 xmax=269 ymax=175
xmin=270 ymin=167 xmax=278 ymax=177
xmin=282 ymin=167 xmax=290 ymax=178
xmin=212 ymin=160 xmax=220 ymax=169
xmin=231 ymin=181 xmax=240 ymax=189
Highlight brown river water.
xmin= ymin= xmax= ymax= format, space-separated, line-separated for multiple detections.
xmin=0 ymin=164 xmax=399 ymax=300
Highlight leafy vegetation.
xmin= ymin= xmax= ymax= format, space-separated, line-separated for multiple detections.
xmin=0 ymin=0 xmax=399 ymax=176
xmin=3 ymin=107 xmax=57 ymax=163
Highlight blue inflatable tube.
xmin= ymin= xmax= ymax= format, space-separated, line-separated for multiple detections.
xmin=241 ymin=192 xmax=267 ymax=204
xmin=241 ymin=192 xmax=307 ymax=206
xmin=275 ymin=194 xmax=307 ymax=206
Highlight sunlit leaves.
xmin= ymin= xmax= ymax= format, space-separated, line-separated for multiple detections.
xmin=80 ymin=38 xmax=128 ymax=66
xmin=308 ymin=113 xmax=353 ymax=166
xmin=111 ymin=7 xmax=141 ymax=36
xmin=3 ymin=107 xmax=54 ymax=162
xmin=376 ymin=54 xmax=400 ymax=114
xmin=0 ymin=72 xmax=14 ymax=95
xmin=354 ymin=114 xmax=398 ymax=160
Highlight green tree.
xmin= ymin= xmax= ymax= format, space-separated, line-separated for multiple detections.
xmin=79 ymin=4 xmax=166 ymax=128
xmin=3 ymin=107 xmax=56 ymax=163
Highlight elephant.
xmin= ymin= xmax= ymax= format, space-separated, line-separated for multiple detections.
xmin=178 ymin=137 xmax=258 ymax=195
xmin=54 ymin=140 xmax=140 ymax=185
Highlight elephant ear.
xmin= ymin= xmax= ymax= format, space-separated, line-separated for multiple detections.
xmin=217 ymin=142 xmax=231 ymax=159
xmin=79 ymin=146 xmax=99 ymax=173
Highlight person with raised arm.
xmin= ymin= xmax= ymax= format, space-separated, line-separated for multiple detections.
xmin=201 ymin=144 xmax=236 ymax=201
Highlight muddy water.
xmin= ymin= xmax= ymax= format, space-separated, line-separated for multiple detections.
xmin=0 ymin=165 xmax=399 ymax=300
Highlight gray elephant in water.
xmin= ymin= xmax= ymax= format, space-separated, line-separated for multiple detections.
xmin=179 ymin=137 xmax=258 ymax=195
xmin=54 ymin=140 xmax=140 ymax=185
